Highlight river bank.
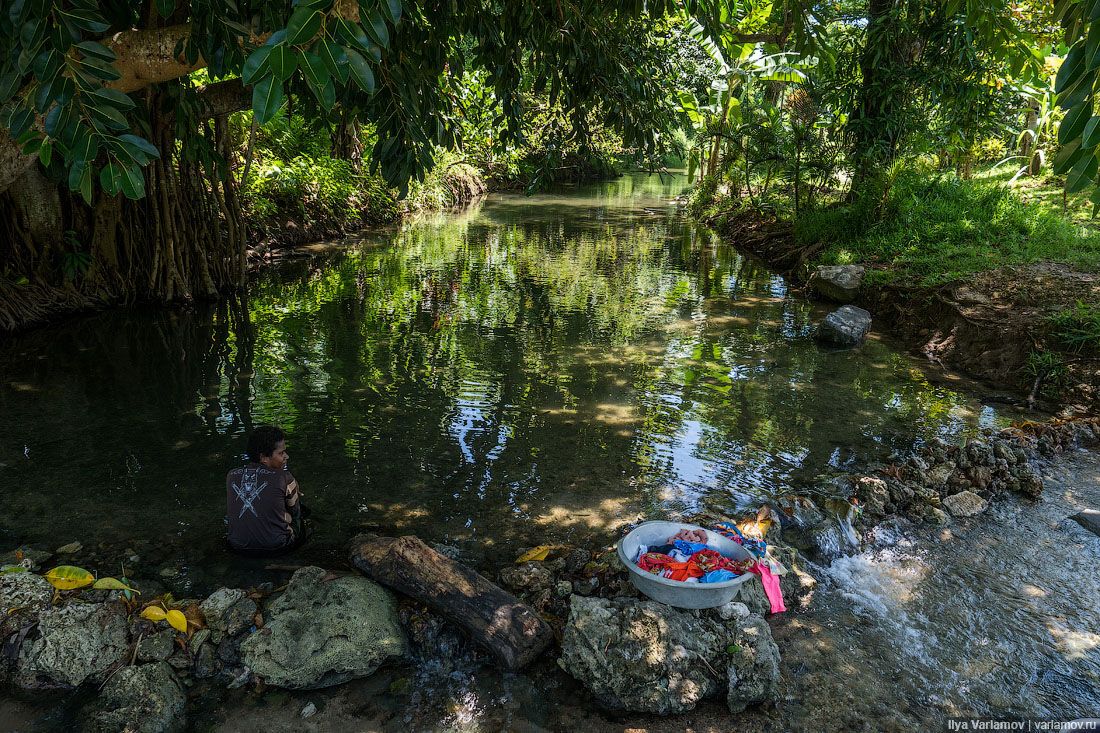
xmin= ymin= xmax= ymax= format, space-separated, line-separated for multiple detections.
xmin=702 ymin=204 xmax=1100 ymax=414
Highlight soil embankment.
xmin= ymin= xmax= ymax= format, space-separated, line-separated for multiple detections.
xmin=707 ymin=209 xmax=1100 ymax=412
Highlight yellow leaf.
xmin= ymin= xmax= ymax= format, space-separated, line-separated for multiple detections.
xmin=93 ymin=577 xmax=140 ymax=594
xmin=166 ymin=609 xmax=188 ymax=633
xmin=141 ymin=606 xmax=167 ymax=623
xmin=515 ymin=545 xmax=556 ymax=563
xmin=43 ymin=566 xmax=94 ymax=591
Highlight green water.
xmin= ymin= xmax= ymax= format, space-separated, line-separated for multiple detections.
xmin=0 ymin=174 xmax=1013 ymax=583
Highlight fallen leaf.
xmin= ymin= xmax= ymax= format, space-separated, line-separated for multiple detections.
xmin=141 ymin=606 xmax=167 ymax=623
xmin=43 ymin=566 xmax=94 ymax=591
xmin=515 ymin=545 xmax=558 ymax=563
xmin=166 ymin=609 xmax=188 ymax=633
xmin=93 ymin=577 xmax=140 ymax=594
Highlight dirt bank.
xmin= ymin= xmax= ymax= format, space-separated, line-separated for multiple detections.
xmin=707 ymin=209 xmax=1100 ymax=413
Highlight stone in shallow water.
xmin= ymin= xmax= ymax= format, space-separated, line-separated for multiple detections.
xmin=811 ymin=264 xmax=865 ymax=303
xmin=816 ymin=305 xmax=872 ymax=348
xmin=1071 ymin=509 xmax=1100 ymax=537
xmin=558 ymin=595 xmax=779 ymax=715
xmin=200 ymin=587 xmax=257 ymax=639
xmin=84 ymin=661 xmax=186 ymax=733
xmin=240 ymin=566 xmax=407 ymax=689
xmin=942 ymin=490 xmax=989 ymax=518
xmin=17 ymin=601 xmax=130 ymax=689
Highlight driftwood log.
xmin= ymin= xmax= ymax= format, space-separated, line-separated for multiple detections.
xmin=349 ymin=535 xmax=553 ymax=670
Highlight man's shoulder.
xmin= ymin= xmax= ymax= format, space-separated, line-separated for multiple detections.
xmin=227 ymin=463 xmax=279 ymax=479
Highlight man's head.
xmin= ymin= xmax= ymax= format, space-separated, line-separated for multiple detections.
xmin=247 ymin=425 xmax=288 ymax=470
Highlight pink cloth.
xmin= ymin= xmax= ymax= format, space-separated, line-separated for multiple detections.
xmin=748 ymin=562 xmax=786 ymax=614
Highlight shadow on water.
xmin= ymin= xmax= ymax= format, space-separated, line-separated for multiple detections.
xmin=0 ymin=174 xmax=1028 ymax=592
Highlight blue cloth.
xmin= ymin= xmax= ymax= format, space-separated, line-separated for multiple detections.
xmin=713 ymin=522 xmax=767 ymax=558
xmin=701 ymin=570 xmax=738 ymax=583
xmin=673 ymin=540 xmax=709 ymax=555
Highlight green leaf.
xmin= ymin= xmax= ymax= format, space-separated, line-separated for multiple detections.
xmin=286 ymin=7 xmax=324 ymax=45
xmin=44 ymin=565 xmax=94 ymax=590
xmin=99 ymin=162 xmax=123 ymax=195
xmin=38 ymin=140 xmax=52 ymax=166
xmin=345 ymin=48 xmax=375 ymax=94
xmin=299 ymin=51 xmax=330 ymax=90
xmin=1059 ymin=101 xmax=1092 ymax=146
xmin=1084 ymin=116 xmax=1100 ymax=149
xmin=92 ymin=577 xmax=140 ymax=593
xmin=1057 ymin=42 xmax=1087 ymax=95
xmin=120 ymin=165 xmax=144 ymax=199
xmin=1054 ymin=138 xmax=1085 ymax=175
xmin=75 ymin=41 xmax=117 ymax=62
xmin=363 ymin=12 xmax=390 ymax=49
xmin=155 ymin=0 xmax=175 ymax=18
xmin=57 ymin=8 xmax=110 ymax=34
xmin=382 ymin=0 xmax=402 ymax=24
xmin=268 ymin=45 xmax=297 ymax=81
xmin=252 ymin=75 xmax=284 ymax=124
xmin=1066 ymin=150 xmax=1098 ymax=193
xmin=241 ymin=46 xmax=273 ymax=85
xmin=89 ymin=88 xmax=136 ymax=110
xmin=71 ymin=129 xmax=100 ymax=163
xmin=88 ymin=103 xmax=130 ymax=131
xmin=118 ymin=134 xmax=160 ymax=159
xmin=314 ymin=39 xmax=349 ymax=84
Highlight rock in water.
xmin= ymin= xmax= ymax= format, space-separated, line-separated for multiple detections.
xmin=558 ymin=596 xmax=779 ymax=715
xmin=83 ymin=661 xmax=186 ymax=733
xmin=1071 ymin=509 xmax=1100 ymax=537
xmin=17 ymin=601 xmax=129 ymax=689
xmin=240 ymin=566 xmax=407 ymax=689
xmin=200 ymin=588 xmax=257 ymax=639
xmin=0 ymin=572 xmax=52 ymax=644
xmin=816 ymin=305 xmax=872 ymax=348
xmin=810 ymin=264 xmax=865 ymax=303
xmin=942 ymin=490 xmax=989 ymax=518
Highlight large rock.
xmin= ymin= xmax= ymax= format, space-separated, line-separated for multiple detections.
xmin=942 ymin=490 xmax=988 ymax=518
xmin=200 ymin=588 xmax=257 ymax=639
xmin=240 ymin=566 xmax=407 ymax=689
xmin=83 ymin=662 xmax=186 ymax=733
xmin=816 ymin=305 xmax=872 ymax=348
xmin=0 ymin=572 xmax=53 ymax=641
xmin=810 ymin=265 xmax=865 ymax=303
xmin=17 ymin=601 xmax=130 ymax=689
xmin=558 ymin=595 xmax=779 ymax=715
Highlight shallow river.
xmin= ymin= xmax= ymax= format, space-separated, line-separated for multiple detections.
xmin=0 ymin=174 xmax=1015 ymax=584
xmin=3 ymin=174 xmax=1097 ymax=732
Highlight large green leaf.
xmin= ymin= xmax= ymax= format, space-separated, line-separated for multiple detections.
xmin=252 ymin=75 xmax=284 ymax=124
xmin=1059 ymin=101 xmax=1092 ymax=145
xmin=363 ymin=12 xmax=390 ymax=49
xmin=1053 ymin=138 xmax=1085 ymax=175
xmin=1084 ymin=116 xmax=1100 ymax=148
xmin=345 ymin=48 xmax=375 ymax=93
xmin=314 ymin=39 xmax=349 ymax=84
xmin=382 ymin=0 xmax=402 ymax=24
xmin=268 ymin=45 xmax=298 ymax=81
xmin=1057 ymin=42 xmax=1087 ymax=95
xmin=299 ymin=51 xmax=331 ymax=91
xmin=286 ymin=7 xmax=324 ymax=45
xmin=1067 ymin=149 xmax=1099 ymax=193
xmin=241 ymin=46 xmax=273 ymax=85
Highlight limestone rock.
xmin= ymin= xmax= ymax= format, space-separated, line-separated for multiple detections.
xmin=811 ymin=265 xmax=865 ymax=303
xmin=17 ymin=601 xmax=130 ymax=689
xmin=240 ymin=566 xmax=407 ymax=689
xmin=816 ymin=305 xmax=872 ymax=348
xmin=83 ymin=662 xmax=186 ymax=733
xmin=0 ymin=572 xmax=53 ymax=644
xmin=499 ymin=563 xmax=554 ymax=594
xmin=558 ymin=595 xmax=779 ymax=715
xmin=200 ymin=588 xmax=257 ymax=638
xmin=136 ymin=629 xmax=175 ymax=663
xmin=942 ymin=490 xmax=989 ymax=518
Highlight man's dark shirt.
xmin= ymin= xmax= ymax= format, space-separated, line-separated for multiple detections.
xmin=226 ymin=462 xmax=300 ymax=551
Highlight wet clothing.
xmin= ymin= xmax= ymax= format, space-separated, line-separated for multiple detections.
xmin=225 ymin=462 xmax=301 ymax=552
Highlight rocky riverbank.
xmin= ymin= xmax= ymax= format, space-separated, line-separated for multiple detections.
xmin=2 ymin=417 xmax=1097 ymax=731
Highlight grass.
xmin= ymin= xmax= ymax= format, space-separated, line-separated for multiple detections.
xmin=796 ymin=167 xmax=1100 ymax=286
xmin=1050 ymin=301 xmax=1100 ymax=353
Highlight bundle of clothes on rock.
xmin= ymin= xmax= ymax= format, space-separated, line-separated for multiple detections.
xmin=632 ymin=523 xmax=786 ymax=613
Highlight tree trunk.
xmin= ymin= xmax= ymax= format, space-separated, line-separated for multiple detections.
xmin=349 ymin=535 xmax=553 ymax=670
xmin=847 ymin=0 xmax=902 ymax=201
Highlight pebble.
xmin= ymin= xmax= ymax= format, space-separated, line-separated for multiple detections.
xmin=300 ymin=702 xmax=317 ymax=719
xmin=56 ymin=542 xmax=82 ymax=554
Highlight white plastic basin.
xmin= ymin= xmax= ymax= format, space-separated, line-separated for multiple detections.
xmin=617 ymin=520 xmax=755 ymax=609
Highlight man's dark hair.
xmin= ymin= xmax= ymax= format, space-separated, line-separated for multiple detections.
xmin=247 ymin=425 xmax=286 ymax=462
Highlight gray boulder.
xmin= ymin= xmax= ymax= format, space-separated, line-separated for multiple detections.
xmin=0 ymin=572 xmax=53 ymax=641
xmin=942 ymin=490 xmax=989 ymax=518
xmin=17 ymin=601 xmax=130 ymax=689
xmin=816 ymin=305 xmax=872 ymax=348
xmin=558 ymin=595 xmax=779 ymax=715
xmin=136 ymin=629 xmax=175 ymax=663
xmin=200 ymin=588 xmax=256 ymax=640
xmin=83 ymin=662 xmax=186 ymax=733
xmin=240 ymin=566 xmax=407 ymax=689
xmin=811 ymin=264 xmax=865 ymax=303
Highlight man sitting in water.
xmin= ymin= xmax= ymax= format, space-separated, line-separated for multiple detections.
xmin=226 ymin=425 xmax=305 ymax=555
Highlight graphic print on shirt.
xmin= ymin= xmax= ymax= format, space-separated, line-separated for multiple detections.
xmin=234 ymin=468 xmax=268 ymax=518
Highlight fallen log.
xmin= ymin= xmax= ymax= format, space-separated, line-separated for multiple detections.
xmin=348 ymin=535 xmax=552 ymax=670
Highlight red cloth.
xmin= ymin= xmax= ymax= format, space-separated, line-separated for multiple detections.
xmin=638 ymin=549 xmax=754 ymax=582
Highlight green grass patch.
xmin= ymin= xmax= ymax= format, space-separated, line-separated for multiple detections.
xmin=1050 ymin=301 xmax=1100 ymax=353
xmin=796 ymin=170 xmax=1100 ymax=286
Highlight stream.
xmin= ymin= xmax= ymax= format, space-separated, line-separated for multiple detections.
xmin=3 ymin=173 xmax=1095 ymax=731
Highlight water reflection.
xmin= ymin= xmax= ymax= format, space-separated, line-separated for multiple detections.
xmin=0 ymin=174 xmax=1019 ymax=570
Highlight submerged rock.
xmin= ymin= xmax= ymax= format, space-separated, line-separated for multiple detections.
xmin=200 ymin=588 xmax=257 ymax=640
xmin=942 ymin=490 xmax=989 ymax=518
xmin=816 ymin=305 xmax=872 ymax=348
xmin=558 ymin=595 xmax=779 ymax=715
xmin=83 ymin=661 xmax=186 ymax=733
xmin=810 ymin=264 xmax=865 ymax=303
xmin=17 ymin=601 xmax=130 ymax=689
xmin=240 ymin=566 xmax=407 ymax=689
